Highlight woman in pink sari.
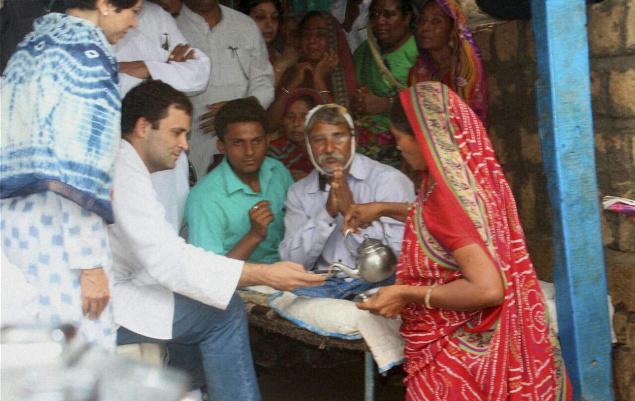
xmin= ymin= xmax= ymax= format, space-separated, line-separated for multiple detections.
xmin=345 ymin=82 xmax=570 ymax=401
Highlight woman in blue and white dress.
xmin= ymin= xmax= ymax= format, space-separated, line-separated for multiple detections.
xmin=0 ymin=0 xmax=143 ymax=351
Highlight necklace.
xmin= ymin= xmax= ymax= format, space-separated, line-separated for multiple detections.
xmin=408 ymin=180 xmax=436 ymax=215
xmin=421 ymin=180 xmax=436 ymax=204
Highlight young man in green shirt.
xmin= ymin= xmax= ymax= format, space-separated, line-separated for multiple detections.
xmin=186 ymin=98 xmax=294 ymax=263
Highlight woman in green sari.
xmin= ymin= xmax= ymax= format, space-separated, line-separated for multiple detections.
xmin=352 ymin=0 xmax=418 ymax=168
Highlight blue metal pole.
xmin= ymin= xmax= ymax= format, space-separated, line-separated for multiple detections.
xmin=364 ymin=351 xmax=375 ymax=401
xmin=530 ymin=1 xmax=614 ymax=400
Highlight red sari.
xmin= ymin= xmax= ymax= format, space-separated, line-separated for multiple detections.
xmin=397 ymin=82 xmax=570 ymax=401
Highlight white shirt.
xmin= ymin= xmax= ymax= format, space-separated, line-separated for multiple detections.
xmin=279 ymin=154 xmax=415 ymax=273
xmin=176 ymin=5 xmax=275 ymax=177
xmin=108 ymin=141 xmax=243 ymax=339
xmin=329 ymin=0 xmax=371 ymax=53
xmin=150 ymin=152 xmax=189 ymax=231
xmin=114 ymin=1 xmax=211 ymax=96
xmin=115 ymin=2 xmax=207 ymax=229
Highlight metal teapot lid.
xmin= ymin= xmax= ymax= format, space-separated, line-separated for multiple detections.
xmin=357 ymin=235 xmax=387 ymax=254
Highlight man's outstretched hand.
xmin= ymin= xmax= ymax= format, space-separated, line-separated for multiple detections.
xmin=263 ymin=262 xmax=325 ymax=292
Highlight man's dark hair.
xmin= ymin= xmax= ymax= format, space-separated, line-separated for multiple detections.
xmin=214 ymin=97 xmax=266 ymax=141
xmin=62 ymin=0 xmax=139 ymax=11
xmin=121 ymin=80 xmax=193 ymax=136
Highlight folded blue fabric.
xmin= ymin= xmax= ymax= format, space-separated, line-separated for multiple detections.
xmin=292 ymin=275 xmax=394 ymax=299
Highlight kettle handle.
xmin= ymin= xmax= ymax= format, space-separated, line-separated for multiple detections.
xmin=343 ymin=229 xmax=358 ymax=254
xmin=343 ymin=220 xmax=390 ymax=252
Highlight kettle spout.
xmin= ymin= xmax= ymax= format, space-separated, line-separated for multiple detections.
xmin=329 ymin=263 xmax=360 ymax=279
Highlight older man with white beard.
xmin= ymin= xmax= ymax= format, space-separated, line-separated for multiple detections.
xmin=279 ymin=104 xmax=415 ymax=299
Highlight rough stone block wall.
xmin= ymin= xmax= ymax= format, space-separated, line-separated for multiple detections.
xmin=472 ymin=0 xmax=635 ymax=399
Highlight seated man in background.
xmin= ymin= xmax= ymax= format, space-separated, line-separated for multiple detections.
xmin=186 ymin=98 xmax=293 ymax=263
xmin=279 ymin=104 xmax=415 ymax=299
xmin=109 ymin=80 xmax=323 ymax=401
xmin=114 ymin=0 xmax=211 ymax=231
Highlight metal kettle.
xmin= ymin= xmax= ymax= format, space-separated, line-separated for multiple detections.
xmin=329 ymin=229 xmax=397 ymax=283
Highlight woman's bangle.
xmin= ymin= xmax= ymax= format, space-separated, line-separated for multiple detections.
xmin=424 ymin=284 xmax=437 ymax=309
xmin=281 ymin=87 xmax=290 ymax=95
xmin=318 ymin=90 xmax=331 ymax=95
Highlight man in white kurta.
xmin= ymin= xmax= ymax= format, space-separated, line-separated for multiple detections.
xmin=110 ymin=80 xmax=322 ymax=401
xmin=114 ymin=0 xmax=211 ymax=230
xmin=177 ymin=0 xmax=274 ymax=177
xmin=114 ymin=0 xmax=210 ymax=97
xmin=279 ymin=104 xmax=415 ymax=299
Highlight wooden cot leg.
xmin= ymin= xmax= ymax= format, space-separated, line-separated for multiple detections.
xmin=364 ymin=352 xmax=375 ymax=401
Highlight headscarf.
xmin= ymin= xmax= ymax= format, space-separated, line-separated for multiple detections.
xmin=268 ymin=88 xmax=323 ymax=174
xmin=282 ymin=87 xmax=323 ymax=114
xmin=0 ymin=13 xmax=120 ymax=222
xmin=304 ymin=103 xmax=356 ymax=176
xmin=398 ymin=82 xmax=569 ymax=400
xmin=299 ymin=11 xmax=358 ymax=107
xmin=409 ymin=0 xmax=488 ymax=124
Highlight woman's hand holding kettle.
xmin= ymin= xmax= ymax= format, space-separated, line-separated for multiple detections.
xmin=344 ymin=202 xmax=383 ymax=233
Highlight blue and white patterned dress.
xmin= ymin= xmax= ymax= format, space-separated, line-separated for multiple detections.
xmin=0 ymin=13 xmax=121 ymax=350
xmin=1 ymin=193 xmax=116 ymax=349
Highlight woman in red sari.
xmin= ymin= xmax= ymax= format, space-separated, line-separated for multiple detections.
xmin=345 ymin=82 xmax=571 ymax=401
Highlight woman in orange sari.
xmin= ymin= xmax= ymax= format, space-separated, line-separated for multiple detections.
xmin=345 ymin=82 xmax=571 ymax=401
xmin=409 ymin=0 xmax=488 ymax=124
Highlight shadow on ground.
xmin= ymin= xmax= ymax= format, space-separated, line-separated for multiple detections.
xmin=254 ymin=332 xmax=406 ymax=401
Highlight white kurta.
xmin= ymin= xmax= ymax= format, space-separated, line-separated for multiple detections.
xmin=114 ymin=1 xmax=211 ymax=97
xmin=177 ymin=5 xmax=275 ymax=177
xmin=279 ymin=154 xmax=415 ymax=273
xmin=108 ymin=141 xmax=243 ymax=339
xmin=114 ymin=2 xmax=209 ymax=230
xmin=329 ymin=0 xmax=371 ymax=53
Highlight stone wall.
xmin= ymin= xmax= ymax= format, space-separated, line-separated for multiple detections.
xmin=472 ymin=0 xmax=635 ymax=399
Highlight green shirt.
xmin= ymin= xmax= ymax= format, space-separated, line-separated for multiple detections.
xmin=186 ymin=157 xmax=294 ymax=264
xmin=353 ymin=35 xmax=418 ymax=133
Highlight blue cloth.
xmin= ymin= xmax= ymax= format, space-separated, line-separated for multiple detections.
xmin=117 ymin=293 xmax=260 ymax=401
xmin=1 ymin=13 xmax=121 ymax=223
xmin=186 ymin=157 xmax=293 ymax=264
xmin=293 ymin=275 xmax=395 ymax=299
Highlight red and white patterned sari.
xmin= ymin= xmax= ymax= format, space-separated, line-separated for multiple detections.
xmin=397 ymin=82 xmax=571 ymax=401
